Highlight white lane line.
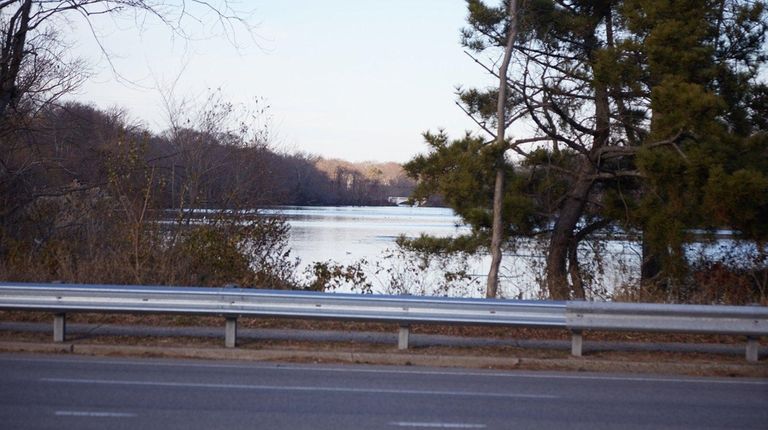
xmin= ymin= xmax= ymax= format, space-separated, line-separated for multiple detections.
xmin=55 ymin=411 xmax=136 ymax=418
xmin=259 ymin=366 xmax=768 ymax=386
xmin=390 ymin=422 xmax=486 ymax=428
xmin=7 ymin=356 xmax=766 ymax=386
xmin=40 ymin=377 xmax=556 ymax=399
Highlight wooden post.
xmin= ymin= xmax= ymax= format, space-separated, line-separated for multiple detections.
xmin=53 ymin=313 xmax=66 ymax=343
xmin=571 ymin=330 xmax=583 ymax=357
xmin=398 ymin=324 xmax=410 ymax=350
xmin=746 ymin=336 xmax=759 ymax=363
xmin=225 ymin=317 xmax=238 ymax=348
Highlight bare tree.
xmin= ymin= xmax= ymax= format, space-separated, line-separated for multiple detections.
xmin=0 ymin=0 xmax=252 ymax=121
xmin=0 ymin=0 xmax=256 ymax=280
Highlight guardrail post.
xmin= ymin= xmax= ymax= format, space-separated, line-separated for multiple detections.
xmin=398 ymin=324 xmax=410 ymax=350
xmin=571 ymin=330 xmax=583 ymax=357
xmin=746 ymin=336 xmax=759 ymax=363
xmin=225 ymin=317 xmax=238 ymax=348
xmin=53 ymin=313 xmax=66 ymax=343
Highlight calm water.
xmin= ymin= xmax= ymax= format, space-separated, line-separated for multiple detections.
xmin=269 ymin=205 xmax=640 ymax=298
xmin=270 ymin=206 xmax=469 ymax=267
xmin=265 ymin=206 xmax=763 ymax=298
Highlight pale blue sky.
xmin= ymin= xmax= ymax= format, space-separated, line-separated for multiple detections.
xmin=67 ymin=1 xmax=495 ymax=162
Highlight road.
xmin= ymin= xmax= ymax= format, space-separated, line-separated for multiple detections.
xmin=0 ymin=353 xmax=766 ymax=429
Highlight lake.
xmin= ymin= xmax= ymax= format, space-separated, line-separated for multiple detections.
xmin=262 ymin=206 xmax=763 ymax=299
xmin=267 ymin=206 xmax=640 ymax=298
xmin=269 ymin=205 xmax=467 ymax=267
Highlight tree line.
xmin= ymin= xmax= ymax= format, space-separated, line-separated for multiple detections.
xmin=0 ymin=98 xmax=415 ymax=284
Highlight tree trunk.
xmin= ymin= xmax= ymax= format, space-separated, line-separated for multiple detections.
xmin=545 ymin=163 xmax=594 ymax=299
xmin=485 ymin=0 xmax=518 ymax=298
xmin=545 ymin=78 xmax=608 ymax=299
xmin=568 ymin=239 xmax=586 ymax=300
xmin=542 ymin=7 xmax=612 ymax=300
xmin=486 ymin=167 xmax=504 ymax=298
xmin=640 ymin=236 xmax=662 ymax=285
xmin=0 ymin=0 xmax=33 ymax=120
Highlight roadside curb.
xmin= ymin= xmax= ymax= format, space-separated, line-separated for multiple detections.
xmin=1 ymin=341 xmax=766 ymax=378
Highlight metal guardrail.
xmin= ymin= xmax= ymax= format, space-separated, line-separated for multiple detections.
xmin=566 ymin=301 xmax=768 ymax=362
xmin=0 ymin=282 xmax=765 ymax=362
xmin=567 ymin=301 xmax=767 ymax=335
xmin=0 ymin=283 xmax=565 ymax=349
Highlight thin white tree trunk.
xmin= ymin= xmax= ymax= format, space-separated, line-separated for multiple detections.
xmin=486 ymin=0 xmax=518 ymax=298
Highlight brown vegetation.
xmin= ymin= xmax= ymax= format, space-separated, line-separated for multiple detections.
xmin=0 ymin=99 xmax=415 ymax=287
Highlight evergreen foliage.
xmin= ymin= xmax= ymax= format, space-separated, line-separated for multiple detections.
xmin=407 ymin=0 xmax=768 ymax=300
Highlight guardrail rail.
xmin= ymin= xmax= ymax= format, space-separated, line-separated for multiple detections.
xmin=0 ymin=282 xmax=765 ymax=362
xmin=566 ymin=301 xmax=767 ymax=362
xmin=0 ymin=282 xmax=565 ymax=350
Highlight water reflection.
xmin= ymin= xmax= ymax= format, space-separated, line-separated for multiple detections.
xmin=269 ymin=206 xmax=469 ymax=269
xmin=271 ymin=206 xmax=641 ymax=298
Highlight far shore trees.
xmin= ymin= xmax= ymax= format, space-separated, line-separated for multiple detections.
xmin=0 ymin=2 xmax=414 ymax=287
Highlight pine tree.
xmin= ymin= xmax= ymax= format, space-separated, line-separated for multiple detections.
xmin=407 ymin=0 xmax=767 ymax=300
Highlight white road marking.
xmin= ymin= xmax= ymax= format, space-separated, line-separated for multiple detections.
xmin=40 ymin=377 xmax=557 ymax=399
xmin=5 ymin=356 xmax=765 ymax=386
xmin=0 ymin=357 xmax=768 ymax=386
xmin=55 ymin=411 xmax=136 ymax=418
xmin=390 ymin=422 xmax=486 ymax=428
xmin=255 ymin=365 xmax=768 ymax=386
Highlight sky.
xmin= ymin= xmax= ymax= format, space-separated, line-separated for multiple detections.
xmin=66 ymin=0 xmax=496 ymax=163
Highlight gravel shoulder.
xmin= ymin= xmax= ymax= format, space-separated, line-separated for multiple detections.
xmin=1 ymin=315 xmax=766 ymax=378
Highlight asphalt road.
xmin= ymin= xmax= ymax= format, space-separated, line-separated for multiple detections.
xmin=0 ymin=353 xmax=766 ymax=430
